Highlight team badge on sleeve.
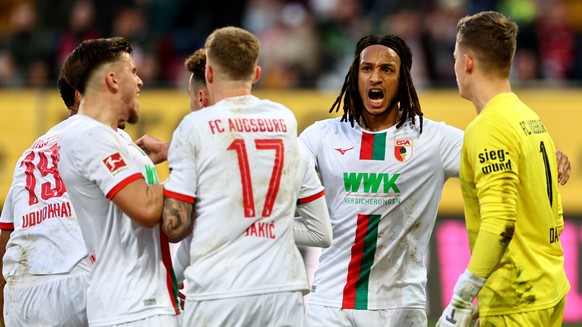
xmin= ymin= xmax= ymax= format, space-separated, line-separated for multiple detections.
xmin=102 ymin=152 xmax=128 ymax=174
xmin=394 ymin=138 xmax=413 ymax=162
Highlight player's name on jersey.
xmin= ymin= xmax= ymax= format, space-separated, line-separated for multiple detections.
xmin=30 ymin=134 xmax=60 ymax=150
xmin=519 ymin=119 xmax=547 ymax=136
xmin=244 ymin=221 xmax=276 ymax=239
xmin=208 ymin=118 xmax=288 ymax=134
xmin=21 ymin=201 xmax=73 ymax=228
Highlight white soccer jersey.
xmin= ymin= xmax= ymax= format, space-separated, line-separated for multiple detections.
xmin=0 ymin=118 xmax=90 ymax=279
xmin=300 ymin=117 xmax=463 ymax=310
xmin=296 ymin=142 xmax=326 ymax=204
xmin=171 ymin=145 xmax=326 ymax=283
xmin=164 ymin=95 xmax=310 ymax=301
xmin=58 ymin=115 xmax=179 ymax=326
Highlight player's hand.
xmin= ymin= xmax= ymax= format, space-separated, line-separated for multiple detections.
xmin=436 ymin=294 xmax=474 ymax=327
xmin=471 ymin=305 xmax=479 ymax=326
xmin=555 ymin=150 xmax=571 ymax=185
xmin=135 ymin=134 xmax=170 ymax=164
xmin=437 ymin=270 xmax=485 ymax=327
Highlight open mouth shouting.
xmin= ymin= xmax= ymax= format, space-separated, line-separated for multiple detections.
xmin=368 ymin=88 xmax=385 ymax=108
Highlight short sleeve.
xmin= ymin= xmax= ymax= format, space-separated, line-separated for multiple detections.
xmin=438 ymin=123 xmax=464 ymax=179
xmin=164 ymin=118 xmax=197 ymax=203
xmin=0 ymin=187 xmax=15 ymax=229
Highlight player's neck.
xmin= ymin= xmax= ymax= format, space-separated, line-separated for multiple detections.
xmin=78 ymin=95 xmax=120 ymax=130
xmin=470 ymin=78 xmax=512 ymax=114
xmin=209 ymin=81 xmax=253 ymax=104
xmin=359 ymin=106 xmax=400 ymax=132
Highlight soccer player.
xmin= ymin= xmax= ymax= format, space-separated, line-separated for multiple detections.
xmin=300 ymin=33 xmax=464 ymax=326
xmin=438 ymin=11 xmax=569 ymax=327
xmin=0 ymin=75 xmax=91 ymax=327
xmin=299 ymin=33 xmax=572 ymax=327
xmin=161 ymin=26 xmax=329 ymax=326
xmin=137 ymin=47 xmax=332 ymax=291
xmin=57 ymin=37 xmax=180 ymax=326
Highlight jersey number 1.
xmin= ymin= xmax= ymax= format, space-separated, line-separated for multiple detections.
xmin=228 ymin=139 xmax=284 ymax=218
xmin=539 ymin=141 xmax=553 ymax=207
xmin=21 ymin=143 xmax=66 ymax=205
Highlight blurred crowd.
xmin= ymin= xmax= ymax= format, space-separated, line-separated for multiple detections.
xmin=0 ymin=0 xmax=581 ymax=90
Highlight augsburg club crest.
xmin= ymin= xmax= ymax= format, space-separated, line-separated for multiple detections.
xmin=394 ymin=138 xmax=413 ymax=162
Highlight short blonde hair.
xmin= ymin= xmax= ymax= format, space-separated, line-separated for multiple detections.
xmin=205 ymin=26 xmax=260 ymax=81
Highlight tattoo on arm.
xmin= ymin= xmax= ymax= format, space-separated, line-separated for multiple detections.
xmin=162 ymin=197 xmax=193 ymax=239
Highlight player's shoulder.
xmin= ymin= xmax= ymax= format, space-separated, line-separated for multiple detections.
xmin=302 ymin=117 xmax=344 ymax=135
xmin=59 ymin=115 xmax=117 ymax=150
xmin=416 ymin=117 xmax=464 ymax=137
xmin=61 ymin=115 xmax=104 ymax=134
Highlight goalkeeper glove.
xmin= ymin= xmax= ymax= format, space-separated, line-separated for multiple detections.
xmin=437 ymin=269 xmax=485 ymax=327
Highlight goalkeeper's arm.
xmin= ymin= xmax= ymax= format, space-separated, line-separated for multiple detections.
xmin=437 ymin=227 xmax=511 ymax=327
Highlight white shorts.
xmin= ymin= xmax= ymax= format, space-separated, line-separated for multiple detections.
xmin=4 ymin=271 xmax=89 ymax=327
xmin=108 ymin=314 xmax=181 ymax=327
xmin=305 ymin=304 xmax=427 ymax=327
xmin=184 ymin=291 xmax=305 ymax=327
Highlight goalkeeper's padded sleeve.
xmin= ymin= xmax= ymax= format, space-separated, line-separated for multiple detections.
xmin=293 ymin=196 xmax=332 ymax=248
xmin=467 ymin=229 xmax=511 ymax=278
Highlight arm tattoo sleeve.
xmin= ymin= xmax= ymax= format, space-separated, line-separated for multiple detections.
xmin=162 ymin=197 xmax=193 ymax=240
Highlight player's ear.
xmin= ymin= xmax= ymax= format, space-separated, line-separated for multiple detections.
xmin=252 ymin=66 xmax=261 ymax=84
xmin=199 ymin=89 xmax=209 ymax=108
xmin=105 ymin=71 xmax=119 ymax=92
xmin=205 ymin=65 xmax=213 ymax=84
xmin=74 ymin=90 xmax=81 ymax=103
xmin=464 ymin=53 xmax=473 ymax=73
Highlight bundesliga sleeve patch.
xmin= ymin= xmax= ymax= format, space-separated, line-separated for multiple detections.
xmin=102 ymin=152 xmax=128 ymax=174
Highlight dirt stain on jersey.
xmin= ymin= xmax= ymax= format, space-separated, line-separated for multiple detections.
xmin=500 ymin=224 xmax=514 ymax=247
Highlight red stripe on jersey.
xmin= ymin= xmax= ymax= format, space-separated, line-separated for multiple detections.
xmin=163 ymin=189 xmax=195 ymax=204
xmin=159 ymin=221 xmax=180 ymax=314
xmin=359 ymin=132 xmax=375 ymax=160
xmin=0 ymin=222 xmax=14 ymax=230
xmin=105 ymin=173 xmax=143 ymax=199
xmin=297 ymin=190 xmax=325 ymax=205
xmin=342 ymin=214 xmax=369 ymax=308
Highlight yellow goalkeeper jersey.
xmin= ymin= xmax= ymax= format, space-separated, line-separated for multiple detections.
xmin=460 ymin=92 xmax=570 ymax=316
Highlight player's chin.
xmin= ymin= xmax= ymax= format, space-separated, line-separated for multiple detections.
xmin=126 ymin=109 xmax=140 ymax=125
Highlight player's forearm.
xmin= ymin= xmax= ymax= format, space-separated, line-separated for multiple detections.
xmin=162 ymin=197 xmax=194 ymax=242
xmin=293 ymin=197 xmax=332 ymax=248
xmin=471 ymin=174 xmax=517 ymax=276
xmin=467 ymin=228 xmax=511 ymax=278
xmin=112 ymin=181 xmax=164 ymax=227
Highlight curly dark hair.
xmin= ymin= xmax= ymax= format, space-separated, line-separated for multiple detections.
xmin=329 ymin=34 xmax=423 ymax=133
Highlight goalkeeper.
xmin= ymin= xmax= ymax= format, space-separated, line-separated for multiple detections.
xmin=439 ymin=11 xmax=570 ymax=327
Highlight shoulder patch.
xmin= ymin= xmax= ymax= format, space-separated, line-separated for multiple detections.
xmin=102 ymin=152 xmax=127 ymax=174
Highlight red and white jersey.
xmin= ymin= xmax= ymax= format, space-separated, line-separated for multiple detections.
xmin=0 ymin=118 xmax=90 ymax=278
xmin=300 ymin=117 xmax=463 ymax=310
xmin=296 ymin=142 xmax=326 ymax=204
xmin=58 ymin=115 xmax=179 ymax=326
xmin=171 ymin=145 xmax=326 ymax=284
xmin=164 ymin=95 xmax=309 ymax=300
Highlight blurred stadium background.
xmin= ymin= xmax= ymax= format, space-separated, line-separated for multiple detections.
xmin=0 ymin=0 xmax=581 ymax=323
